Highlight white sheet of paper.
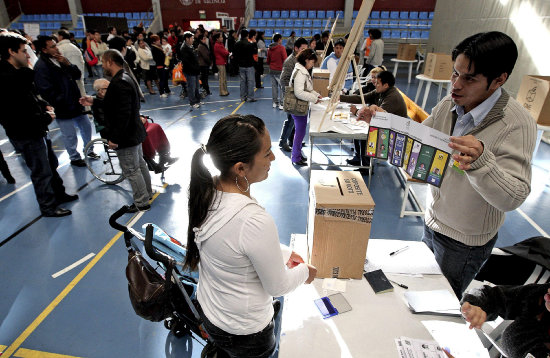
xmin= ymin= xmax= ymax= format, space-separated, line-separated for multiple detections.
xmin=365 ymin=239 xmax=442 ymax=275
xmin=404 ymin=290 xmax=461 ymax=313
xmin=322 ymin=278 xmax=347 ymax=292
xmin=422 ymin=320 xmax=490 ymax=358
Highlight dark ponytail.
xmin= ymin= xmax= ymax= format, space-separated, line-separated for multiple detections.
xmin=185 ymin=114 xmax=266 ymax=271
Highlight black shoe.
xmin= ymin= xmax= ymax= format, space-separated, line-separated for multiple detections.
xmin=164 ymin=157 xmax=179 ymax=166
xmin=220 ymin=93 xmax=230 ymax=96
xmin=301 ymin=152 xmax=307 ymax=160
xmin=346 ymin=157 xmax=361 ymax=166
xmin=302 ymin=141 xmax=307 ymax=147
xmin=246 ymin=98 xmax=257 ymax=102
xmin=42 ymin=208 xmax=72 ymax=217
xmin=87 ymin=151 xmax=100 ymax=160
xmin=256 ymin=86 xmax=264 ymax=89
xmin=293 ymin=159 xmax=307 ymax=166
xmin=70 ymin=159 xmax=86 ymax=167
xmin=2 ymin=172 xmax=15 ymax=184
xmin=287 ymin=140 xmax=293 ymax=148
xmin=127 ymin=203 xmax=151 ymax=213
xmin=279 ymin=143 xmax=292 ymax=152
xmin=57 ymin=193 xmax=79 ymax=204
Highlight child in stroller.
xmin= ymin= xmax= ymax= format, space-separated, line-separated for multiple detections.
xmin=91 ymin=79 xmax=178 ymax=175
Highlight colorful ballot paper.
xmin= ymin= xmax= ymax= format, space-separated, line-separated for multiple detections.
xmin=368 ymin=113 xmax=452 ymax=187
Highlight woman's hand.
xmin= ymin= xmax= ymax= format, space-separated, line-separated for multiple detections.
xmin=286 ymin=251 xmax=304 ymax=268
xmin=305 ymin=264 xmax=317 ymax=284
xmin=79 ymin=95 xmax=94 ymax=106
xmin=350 ymin=105 xmax=358 ymax=116
xmin=461 ymin=302 xmax=487 ymax=329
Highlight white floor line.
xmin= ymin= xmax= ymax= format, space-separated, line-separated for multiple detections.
xmin=0 ymin=182 xmax=32 ymax=203
xmin=516 ymin=207 xmax=549 ymax=237
xmin=52 ymin=252 xmax=96 ymax=278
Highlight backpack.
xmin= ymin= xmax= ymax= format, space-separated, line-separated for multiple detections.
xmin=84 ymin=47 xmax=98 ymax=66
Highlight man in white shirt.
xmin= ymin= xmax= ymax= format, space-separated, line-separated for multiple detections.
xmin=56 ymin=30 xmax=86 ymax=96
xmin=320 ymin=38 xmax=353 ymax=92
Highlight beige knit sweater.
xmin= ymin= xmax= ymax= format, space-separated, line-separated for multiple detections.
xmin=422 ymin=89 xmax=537 ymax=246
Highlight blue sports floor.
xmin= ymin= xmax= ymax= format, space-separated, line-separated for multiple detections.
xmin=1 ymin=63 xmax=549 ymax=357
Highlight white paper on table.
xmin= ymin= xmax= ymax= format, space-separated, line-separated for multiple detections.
xmin=365 ymin=239 xmax=442 ymax=275
xmin=422 ymin=320 xmax=490 ymax=358
xmin=404 ymin=290 xmax=461 ymax=313
xmin=396 ymin=337 xmax=448 ymax=358
xmin=322 ymin=278 xmax=347 ymax=292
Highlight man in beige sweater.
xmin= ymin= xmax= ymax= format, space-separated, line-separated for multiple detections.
xmin=360 ymin=32 xmax=537 ymax=297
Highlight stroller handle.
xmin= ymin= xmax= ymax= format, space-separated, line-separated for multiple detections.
xmin=109 ymin=205 xmax=131 ymax=232
xmin=144 ymin=224 xmax=173 ymax=268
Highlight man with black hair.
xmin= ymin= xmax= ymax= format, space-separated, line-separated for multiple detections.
xmin=234 ymin=29 xmax=257 ymax=102
xmin=106 ymin=35 xmax=144 ymax=101
xmin=107 ymin=26 xmax=117 ymax=42
xmin=0 ymin=32 xmax=77 ymax=216
xmin=180 ymin=31 xmax=201 ymax=108
xmin=363 ymin=32 xmax=537 ymax=297
xmin=321 ymin=38 xmax=354 ymax=92
xmin=341 ymin=70 xmax=407 ymax=166
xmin=316 ymin=30 xmax=333 ymax=55
xmin=90 ymin=30 xmax=108 ymax=77
xmin=266 ymin=33 xmax=287 ymax=109
xmin=34 ymin=35 xmax=94 ymax=167
xmin=80 ymin=50 xmax=152 ymax=213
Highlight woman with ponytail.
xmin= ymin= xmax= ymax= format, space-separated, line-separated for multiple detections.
xmin=186 ymin=114 xmax=317 ymax=358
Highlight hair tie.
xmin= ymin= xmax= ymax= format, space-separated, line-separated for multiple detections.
xmin=201 ymin=144 xmax=207 ymax=155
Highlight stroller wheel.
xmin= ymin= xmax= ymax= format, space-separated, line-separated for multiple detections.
xmin=164 ymin=318 xmax=173 ymax=331
xmin=201 ymin=341 xmax=218 ymax=358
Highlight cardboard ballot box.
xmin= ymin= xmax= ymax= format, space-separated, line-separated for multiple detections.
xmin=397 ymin=43 xmax=418 ymax=61
xmin=312 ymin=68 xmax=330 ymax=97
xmin=308 ymin=170 xmax=375 ymax=279
xmin=516 ymin=75 xmax=550 ymax=126
xmin=423 ymin=53 xmax=453 ymax=80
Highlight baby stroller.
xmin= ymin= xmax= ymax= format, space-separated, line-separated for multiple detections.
xmin=109 ymin=205 xmax=208 ymax=341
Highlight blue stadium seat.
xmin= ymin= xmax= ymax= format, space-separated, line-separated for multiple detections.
xmin=400 ymin=11 xmax=408 ymax=20
xmin=294 ymin=29 xmax=302 ymax=36
xmin=302 ymin=29 xmax=311 ymax=37
xmin=263 ymin=11 xmax=271 ymax=18
xmin=282 ymin=39 xmax=287 ymax=46
xmin=312 ymin=28 xmax=323 ymax=35
xmin=32 ymin=14 xmax=40 ymax=21
xmin=283 ymin=29 xmax=291 ymax=37
xmin=419 ymin=11 xmax=428 ymax=19
xmin=408 ymin=20 xmax=418 ymax=29
xmin=101 ymin=13 xmax=108 ymax=17
xmin=290 ymin=10 xmax=298 ymax=18
xmin=276 ymin=19 xmax=285 ymax=27
xmin=125 ymin=12 xmax=132 ymax=19
xmin=353 ymin=10 xmax=358 ymax=18
xmin=108 ymin=13 xmax=115 ymax=17
xmin=53 ymin=22 xmax=60 ymax=28
xmin=409 ymin=11 xmax=418 ymax=19
xmin=20 ymin=14 xmax=28 ymax=21
xmin=94 ymin=13 xmax=101 ymax=16
xmin=427 ymin=20 xmax=432 ymax=27
xmin=308 ymin=10 xmax=316 ymax=18
xmin=267 ymin=19 xmax=275 ymax=27
xmin=117 ymin=12 xmax=124 ymax=18
xmin=76 ymin=30 xmax=85 ymax=38
xmin=391 ymin=31 xmax=400 ymax=39
xmin=281 ymin=10 xmax=289 ymax=18
xmin=272 ymin=10 xmax=280 ymax=18
xmin=265 ymin=29 xmax=274 ymax=37
xmin=62 ymin=14 xmax=71 ymax=21
xmin=144 ymin=21 xmax=151 ymax=27
xmin=258 ymin=19 xmax=267 ymax=27
xmin=46 ymin=14 xmax=53 ymax=20
xmin=382 ymin=30 xmax=391 ymax=38
xmin=369 ymin=19 xmax=379 ymax=26
xmin=370 ymin=11 xmax=380 ymax=19
xmin=304 ymin=19 xmax=312 ymax=27
xmin=249 ymin=19 xmax=258 ymax=27
xmin=418 ymin=20 xmax=428 ymax=28
xmin=53 ymin=14 xmax=60 ymax=20
xmin=326 ymin=10 xmax=335 ymax=19
xmin=285 ymin=20 xmax=293 ymax=27
xmin=299 ymin=11 xmax=307 ymax=19
xmin=336 ymin=10 xmax=344 ymax=19
xmin=390 ymin=11 xmax=399 ymax=19
xmin=429 ymin=12 xmax=434 ymax=19
xmin=294 ymin=20 xmax=303 ymax=27
xmin=389 ymin=20 xmax=398 ymax=28
xmin=75 ymin=21 xmax=84 ymax=29
xmin=254 ymin=10 xmax=262 ymax=18
xmin=379 ymin=20 xmax=389 ymax=28
xmin=364 ymin=29 xmax=369 ymax=37
xmin=265 ymin=39 xmax=271 ymax=46
xmin=410 ymin=31 xmax=421 ymax=39
xmin=313 ymin=19 xmax=322 ymax=27
xmin=380 ymin=11 xmax=389 ymax=19
xmin=317 ymin=10 xmax=325 ymax=19
xmin=400 ymin=31 xmax=408 ymax=38
xmin=421 ymin=31 xmax=430 ymax=39
xmin=132 ymin=13 xmax=140 ymax=19
xmin=274 ymin=29 xmax=282 ymax=36
xmin=39 ymin=14 xmax=47 ymax=20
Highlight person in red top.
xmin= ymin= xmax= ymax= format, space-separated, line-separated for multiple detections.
xmin=167 ymin=29 xmax=178 ymax=54
xmin=213 ymin=33 xmax=230 ymax=96
xmin=140 ymin=115 xmax=178 ymax=173
xmin=266 ymin=33 xmax=287 ymax=109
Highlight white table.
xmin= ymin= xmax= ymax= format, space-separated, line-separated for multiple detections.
xmin=414 ymin=74 xmax=451 ymax=110
xmin=279 ymin=237 xmax=469 ymax=358
xmin=391 ymin=58 xmax=418 ymax=84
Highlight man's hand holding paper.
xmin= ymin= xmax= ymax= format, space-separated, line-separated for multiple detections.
xmin=449 ymin=135 xmax=484 ymax=171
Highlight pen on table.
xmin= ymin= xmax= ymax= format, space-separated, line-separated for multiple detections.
xmin=389 ymin=246 xmax=409 ymax=256
xmin=389 ymin=280 xmax=408 ymax=289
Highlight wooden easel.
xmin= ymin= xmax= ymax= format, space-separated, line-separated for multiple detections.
xmin=317 ymin=0 xmax=375 ymax=132
xmin=320 ymin=13 xmax=339 ymax=64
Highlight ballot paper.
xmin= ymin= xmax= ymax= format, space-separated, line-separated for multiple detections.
xmin=322 ymin=278 xmax=347 ymax=292
xmin=404 ymin=290 xmax=461 ymax=316
xmin=395 ymin=337 xmax=448 ymax=358
xmin=364 ymin=239 xmax=442 ymax=275
xmin=422 ymin=321 xmax=490 ymax=358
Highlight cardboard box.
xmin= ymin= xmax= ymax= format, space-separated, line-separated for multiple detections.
xmin=516 ymin=75 xmax=550 ymax=126
xmin=423 ymin=53 xmax=453 ymax=80
xmin=307 ymin=170 xmax=375 ymax=279
xmin=397 ymin=43 xmax=417 ymax=61
xmin=312 ymin=68 xmax=330 ymax=97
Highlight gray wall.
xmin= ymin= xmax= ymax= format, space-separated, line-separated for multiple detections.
xmin=427 ymin=0 xmax=550 ymax=96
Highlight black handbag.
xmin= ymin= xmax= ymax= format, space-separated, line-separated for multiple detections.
xmin=283 ymin=69 xmax=310 ymax=116
xmin=126 ymin=247 xmax=173 ymax=322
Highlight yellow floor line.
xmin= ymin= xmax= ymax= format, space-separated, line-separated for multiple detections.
xmin=231 ymin=101 xmax=245 ymax=114
xmin=1 ymin=184 xmax=167 ymax=358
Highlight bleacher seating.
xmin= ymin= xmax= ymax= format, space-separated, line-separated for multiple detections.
xmin=381 ymin=11 xmax=390 ymax=19
xmin=276 ymin=19 xmax=285 ymax=27
xmin=313 ymin=19 xmax=322 ymax=27
xmin=249 ymin=19 xmax=258 ymax=27
xmin=390 ymin=11 xmax=399 ymax=19
xmin=254 ymin=10 xmax=262 ymax=18
xmin=281 ymin=10 xmax=289 ymax=18
xmin=399 ymin=11 xmax=408 ymax=20
xmin=308 ymin=10 xmax=316 ymax=18
xmin=371 ymin=11 xmax=380 ymax=19
xmin=263 ymin=10 xmax=271 ymax=18
xmin=317 ymin=10 xmax=325 ymax=19
xmin=336 ymin=10 xmax=344 ymax=19
xmin=290 ymin=10 xmax=298 ymax=18
xmin=267 ymin=19 xmax=275 ymax=27
xmin=294 ymin=19 xmax=303 ymax=27
xmin=419 ymin=11 xmax=428 ymax=19
xmin=258 ymin=19 xmax=267 ymax=27
xmin=299 ymin=10 xmax=307 ymax=18
xmin=326 ymin=10 xmax=335 ymax=19
xmin=272 ymin=10 xmax=280 ymax=18
xmin=304 ymin=19 xmax=312 ymax=27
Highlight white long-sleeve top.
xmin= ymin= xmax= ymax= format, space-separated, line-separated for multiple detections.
xmin=194 ymin=191 xmax=309 ymax=335
xmin=137 ymin=47 xmax=153 ymax=70
xmin=57 ymin=39 xmax=85 ymax=80
xmin=291 ymin=62 xmax=320 ymax=103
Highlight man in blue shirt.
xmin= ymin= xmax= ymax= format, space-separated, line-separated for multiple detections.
xmin=320 ymin=38 xmax=353 ymax=92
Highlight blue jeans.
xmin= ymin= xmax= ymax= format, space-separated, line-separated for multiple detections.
xmin=56 ymin=114 xmax=92 ymax=161
xmin=279 ymin=113 xmax=295 ymax=146
xmin=185 ymin=74 xmax=200 ymax=105
xmin=92 ymin=64 xmax=103 ymax=78
xmin=10 ymin=136 xmax=66 ymax=214
xmin=270 ymin=70 xmax=283 ymax=105
xmin=421 ymin=224 xmax=498 ymax=297
xmin=239 ymin=66 xmax=255 ymax=101
xmin=116 ymin=144 xmax=152 ymax=207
